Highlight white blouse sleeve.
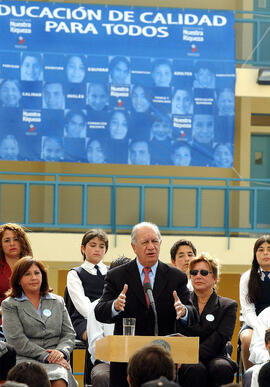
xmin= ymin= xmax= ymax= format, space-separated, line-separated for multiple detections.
xmin=249 ymin=308 xmax=270 ymax=364
xmin=67 ymin=269 xmax=92 ymax=319
xmin=239 ymin=270 xmax=259 ymax=329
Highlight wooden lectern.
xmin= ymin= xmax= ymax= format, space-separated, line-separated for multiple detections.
xmin=96 ymin=335 xmax=199 ymax=363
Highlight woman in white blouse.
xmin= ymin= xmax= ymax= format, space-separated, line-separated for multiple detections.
xmin=239 ymin=235 xmax=270 ymax=370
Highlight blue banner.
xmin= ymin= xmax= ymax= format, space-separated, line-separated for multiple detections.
xmin=0 ymin=1 xmax=235 ymax=167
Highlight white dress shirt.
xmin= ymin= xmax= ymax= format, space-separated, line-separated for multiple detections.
xmin=67 ymin=260 xmax=108 ymax=319
xmin=87 ymin=299 xmax=114 ymax=363
xmin=249 ymin=306 xmax=270 ymax=364
xmin=250 ymin=363 xmax=266 ymax=387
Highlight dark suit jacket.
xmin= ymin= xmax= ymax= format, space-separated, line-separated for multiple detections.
xmin=177 ymin=291 xmax=238 ymax=363
xmin=94 ymin=259 xmax=198 ymax=336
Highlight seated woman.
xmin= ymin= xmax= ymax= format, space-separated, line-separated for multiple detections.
xmin=2 ymin=256 xmax=77 ymax=387
xmin=240 ymin=235 xmax=270 ymax=370
xmin=177 ymin=253 xmax=237 ymax=387
xmin=0 ymin=223 xmax=32 ymax=325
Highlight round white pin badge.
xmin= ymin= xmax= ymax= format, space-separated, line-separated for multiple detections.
xmin=206 ymin=314 xmax=214 ymax=322
xmin=43 ymin=309 xmax=51 ymax=317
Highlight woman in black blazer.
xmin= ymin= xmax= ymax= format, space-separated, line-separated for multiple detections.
xmin=177 ymin=253 xmax=238 ymax=387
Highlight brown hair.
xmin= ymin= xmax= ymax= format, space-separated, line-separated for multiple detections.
xmin=0 ymin=223 xmax=32 ymax=264
xmin=170 ymin=239 xmax=197 ymax=262
xmin=265 ymin=327 xmax=270 ymax=344
xmin=81 ymin=229 xmax=109 ymax=260
xmin=127 ymin=344 xmax=175 ymax=387
xmin=7 ymin=361 xmax=50 ymax=387
xmin=189 ymin=253 xmax=219 ymax=280
xmin=7 ymin=256 xmax=52 ymax=298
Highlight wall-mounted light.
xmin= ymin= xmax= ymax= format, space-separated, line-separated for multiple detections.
xmin=257 ymin=68 xmax=270 ymax=85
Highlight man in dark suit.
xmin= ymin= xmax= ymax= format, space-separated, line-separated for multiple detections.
xmin=94 ymin=221 xmax=198 ymax=387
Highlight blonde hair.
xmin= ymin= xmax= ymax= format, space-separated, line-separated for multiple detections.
xmin=189 ymin=252 xmax=219 ymax=280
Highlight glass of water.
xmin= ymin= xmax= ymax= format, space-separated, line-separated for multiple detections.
xmin=123 ymin=317 xmax=136 ymax=335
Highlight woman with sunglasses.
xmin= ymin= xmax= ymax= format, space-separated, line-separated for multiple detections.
xmin=177 ymin=253 xmax=237 ymax=387
xmin=239 ymin=235 xmax=270 ymax=371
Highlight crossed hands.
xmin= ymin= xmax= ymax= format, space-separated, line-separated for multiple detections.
xmin=46 ymin=349 xmax=70 ymax=370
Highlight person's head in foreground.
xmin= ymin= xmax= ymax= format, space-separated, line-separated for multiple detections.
xmin=258 ymin=361 xmax=270 ymax=387
xmin=2 ymin=381 xmax=28 ymax=387
xmin=141 ymin=376 xmax=179 ymax=387
xmin=7 ymin=361 xmax=50 ymax=387
xmin=127 ymin=344 xmax=176 ymax=387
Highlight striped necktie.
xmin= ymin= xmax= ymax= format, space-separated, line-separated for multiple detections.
xmin=143 ymin=267 xmax=151 ymax=307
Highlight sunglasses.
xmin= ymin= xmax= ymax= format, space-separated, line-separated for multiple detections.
xmin=190 ymin=269 xmax=212 ymax=276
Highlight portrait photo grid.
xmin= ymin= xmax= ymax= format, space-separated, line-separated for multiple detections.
xmin=0 ymin=2 xmax=236 ymax=167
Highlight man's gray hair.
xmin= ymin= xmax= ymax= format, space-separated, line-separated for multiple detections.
xmin=131 ymin=222 xmax=162 ymax=245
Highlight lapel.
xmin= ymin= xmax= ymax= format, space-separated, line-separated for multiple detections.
xmin=19 ymin=299 xmax=44 ymax=325
xmin=153 ymin=261 xmax=168 ymax=300
xmin=40 ymin=298 xmax=57 ymax=324
xmin=19 ymin=296 xmax=56 ymax=325
xmin=193 ymin=291 xmax=219 ymax=322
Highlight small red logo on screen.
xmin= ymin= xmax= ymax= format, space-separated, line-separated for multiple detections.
xmin=117 ymin=99 xmax=123 ymax=107
xmin=18 ymin=36 xmax=25 ymax=45
xmin=191 ymin=44 xmax=197 ymax=53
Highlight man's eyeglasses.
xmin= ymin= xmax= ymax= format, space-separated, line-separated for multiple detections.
xmin=190 ymin=269 xmax=212 ymax=277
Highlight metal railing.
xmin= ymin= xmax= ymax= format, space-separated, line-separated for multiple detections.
xmin=0 ymin=172 xmax=270 ymax=236
xmin=236 ymin=10 xmax=270 ymax=66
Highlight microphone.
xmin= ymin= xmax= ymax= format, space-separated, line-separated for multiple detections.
xmin=143 ymin=282 xmax=158 ymax=336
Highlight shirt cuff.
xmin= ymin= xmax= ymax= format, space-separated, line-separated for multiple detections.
xmin=43 ymin=353 xmax=49 ymax=363
xmin=179 ymin=306 xmax=188 ymax=324
xmin=111 ymin=302 xmax=120 ymax=317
